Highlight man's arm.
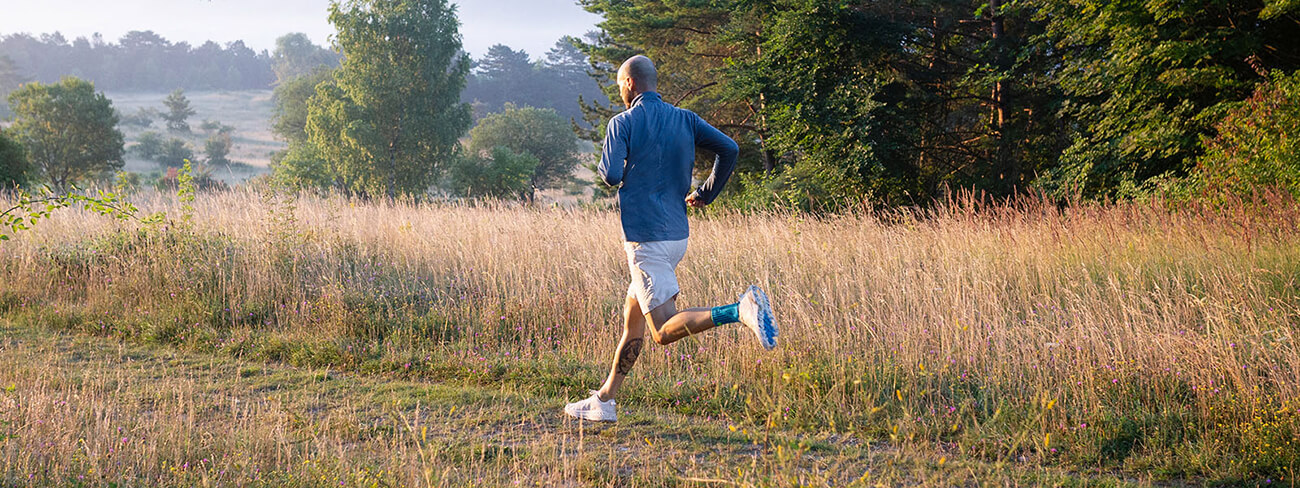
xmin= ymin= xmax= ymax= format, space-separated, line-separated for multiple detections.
xmin=597 ymin=117 xmax=628 ymax=187
xmin=689 ymin=113 xmax=740 ymax=205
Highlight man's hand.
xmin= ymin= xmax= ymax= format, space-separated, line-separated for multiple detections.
xmin=685 ymin=192 xmax=706 ymax=208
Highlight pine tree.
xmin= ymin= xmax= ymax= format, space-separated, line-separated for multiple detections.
xmin=161 ymin=88 xmax=196 ymax=133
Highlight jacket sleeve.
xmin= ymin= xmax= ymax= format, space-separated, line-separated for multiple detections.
xmin=597 ymin=116 xmax=628 ymax=187
xmin=691 ymin=113 xmax=740 ymax=204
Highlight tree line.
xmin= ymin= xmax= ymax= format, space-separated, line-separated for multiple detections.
xmin=0 ymin=14 xmax=602 ymax=200
xmin=462 ymin=38 xmax=607 ymax=126
xmin=6 ymin=0 xmax=1298 ymax=208
xmin=575 ymin=0 xmax=1300 ymax=208
xmin=0 ymin=31 xmax=275 ymax=92
xmin=0 ymin=29 xmax=604 ymax=126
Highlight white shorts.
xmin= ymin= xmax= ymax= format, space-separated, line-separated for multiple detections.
xmin=624 ymin=239 xmax=688 ymax=315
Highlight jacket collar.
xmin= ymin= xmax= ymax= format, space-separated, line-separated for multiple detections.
xmin=631 ymin=91 xmax=662 ymax=108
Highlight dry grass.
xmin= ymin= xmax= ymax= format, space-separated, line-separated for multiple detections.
xmin=2 ymin=188 xmax=1299 ymax=485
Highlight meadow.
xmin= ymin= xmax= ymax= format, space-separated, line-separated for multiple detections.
xmin=108 ymin=90 xmax=284 ymax=184
xmin=1 ymin=188 xmax=1298 ymax=486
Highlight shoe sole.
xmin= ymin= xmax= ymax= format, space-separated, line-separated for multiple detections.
xmin=752 ymin=286 xmax=778 ymax=350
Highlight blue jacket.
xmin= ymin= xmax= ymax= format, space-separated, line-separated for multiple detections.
xmin=598 ymin=92 xmax=739 ymax=242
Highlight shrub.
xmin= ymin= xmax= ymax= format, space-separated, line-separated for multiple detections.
xmin=1192 ymin=71 xmax=1300 ymax=202
xmin=156 ymin=138 xmax=195 ymax=168
xmin=270 ymin=143 xmax=335 ymax=192
xmin=447 ymin=146 xmax=537 ymax=200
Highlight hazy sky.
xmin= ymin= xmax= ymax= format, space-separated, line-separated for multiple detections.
xmin=0 ymin=0 xmax=603 ymax=60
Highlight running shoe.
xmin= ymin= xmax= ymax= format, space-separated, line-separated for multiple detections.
xmin=739 ymin=285 xmax=778 ymax=349
xmin=564 ymin=390 xmax=617 ymax=422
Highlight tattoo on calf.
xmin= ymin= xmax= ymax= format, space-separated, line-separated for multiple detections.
xmin=614 ymin=338 xmax=644 ymax=376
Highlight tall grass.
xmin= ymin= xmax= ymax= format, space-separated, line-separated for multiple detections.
xmin=3 ymin=188 xmax=1299 ymax=482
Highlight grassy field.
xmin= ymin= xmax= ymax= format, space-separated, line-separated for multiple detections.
xmin=2 ymin=189 xmax=1299 ymax=486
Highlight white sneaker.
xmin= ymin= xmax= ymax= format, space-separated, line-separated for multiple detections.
xmin=564 ymin=390 xmax=617 ymax=422
xmin=739 ymin=285 xmax=778 ymax=350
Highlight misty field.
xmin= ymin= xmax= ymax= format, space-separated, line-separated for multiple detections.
xmin=2 ymin=189 xmax=1299 ymax=486
xmin=109 ymin=90 xmax=283 ymax=183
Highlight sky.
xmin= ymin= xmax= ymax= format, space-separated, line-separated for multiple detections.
xmin=0 ymin=0 xmax=604 ymax=60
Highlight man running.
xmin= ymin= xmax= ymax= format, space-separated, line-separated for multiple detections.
xmin=564 ymin=55 xmax=778 ymax=423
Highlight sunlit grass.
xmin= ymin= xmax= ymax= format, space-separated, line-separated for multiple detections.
xmin=2 ymin=188 xmax=1298 ymax=485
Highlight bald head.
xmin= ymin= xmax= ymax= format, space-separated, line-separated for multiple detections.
xmin=617 ymin=55 xmax=658 ymax=107
xmin=620 ymin=55 xmax=658 ymax=90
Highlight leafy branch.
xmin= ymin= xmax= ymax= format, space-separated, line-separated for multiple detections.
xmin=0 ymin=186 xmax=163 ymax=241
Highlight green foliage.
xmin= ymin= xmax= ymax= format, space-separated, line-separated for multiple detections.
xmin=198 ymin=119 xmax=234 ymax=135
xmin=119 ymin=107 xmax=157 ymax=128
xmin=113 ymin=171 xmax=141 ymax=194
xmin=1034 ymin=0 xmax=1300 ymax=199
xmin=467 ymin=104 xmax=581 ymax=200
xmin=301 ymin=0 xmax=473 ymax=198
xmin=473 ymin=45 xmax=533 ymax=110
xmin=133 ymin=131 xmax=197 ymax=168
xmin=6 ymin=77 xmax=124 ymax=189
xmin=724 ymin=1 xmax=890 ymax=207
xmin=580 ymin=0 xmax=1300 ymax=208
xmin=132 ymin=131 xmax=163 ymax=160
xmin=271 ymin=67 xmax=333 ymax=144
xmin=177 ymin=161 xmax=196 ymax=222
xmin=0 ymin=186 xmax=160 ymax=241
xmin=161 ymin=88 xmax=196 ymax=133
xmin=725 ymin=154 xmax=866 ymax=211
xmin=0 ymin=128 xmax=30 ymax=188
xmin=460 ymin=37 xmax=607 ymax=126
xmin=270 ymin=143 xmax=336 ymax=192
xmin=204 ymin=133 xmax=233 ymax=166
xmin=1191 ymin=71 xmax=1300 ymax=201
xmin=156 ymin=138 xmax=195 ymax=168
xmin=448 ymin=146 xmax=538 ymax=200
xmin=578 ymin=0 xmax=1064 ymax=207
xmin=270 ymin=32 xmax=340 ymax=84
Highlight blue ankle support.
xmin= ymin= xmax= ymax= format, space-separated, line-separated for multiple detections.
xmin=710 ymin=302 xmax=741 ymax=325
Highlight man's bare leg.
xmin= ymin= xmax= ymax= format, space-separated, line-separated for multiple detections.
xmin=644 ymin=297 xmax=720 ymax=346
xmin=596 ymin=294 xmax=731 ymax=401
xmin=596 ymin=294 xmax=647 ymax=401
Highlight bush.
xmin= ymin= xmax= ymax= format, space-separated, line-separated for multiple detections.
xmin=119 ymin=107 xmax=157 ymax=128
xmin=156 ymin=138 xmax=195 ymax=168
xmin=1191 ymin=71 xmax=1300 ymax=201
xmin=204 ymin=133 xmax=233 ymax=166
xmin=270 ymin=143 xmax=335 ymax=192
xmin=467 ymin=104 xmax=581 ymax=201
xmin=447 ymin=146 xmax=537 ymax=200
xmin=718 ymin=155 xmax=865 ymax=212
xmin=133 ymin=131 xmax=164 ymax=160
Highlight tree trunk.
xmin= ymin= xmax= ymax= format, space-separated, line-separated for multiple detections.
xmin=755 ymin=28 xmax=774 ymax=174
xmin=990 ymin=0 xmax=1006 ymax=133
xmin=989 ymin=0 xmax=1017 ymax=194
xmin=388 ymin=113 xmax=404 ymax=200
